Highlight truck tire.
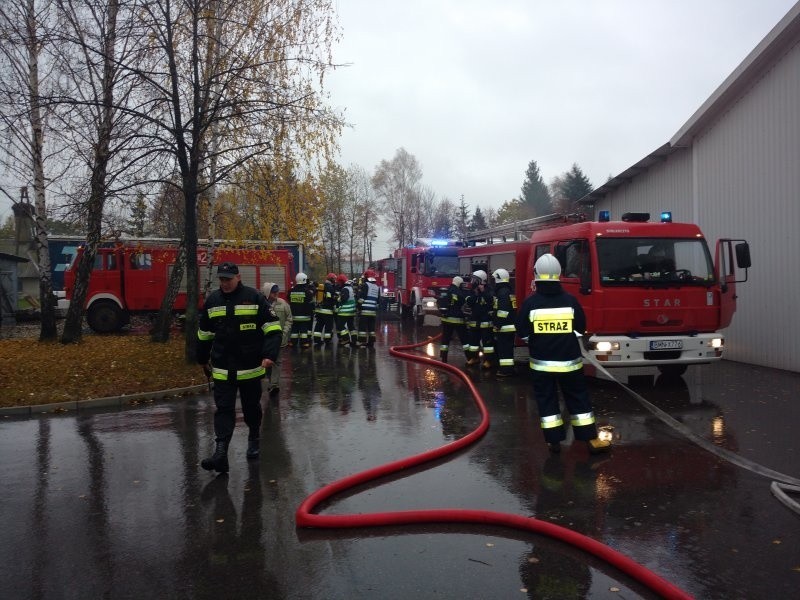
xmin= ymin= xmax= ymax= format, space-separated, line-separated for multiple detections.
xmin=413 ymin=302 xmax=424 ymax=326
xmin=87 ymin=301 xmax=124 ymax=333
xmin=657 ymin=364 xmax=688 ymax=377
xmin=401 ymin=295 xmax=413 ymax=320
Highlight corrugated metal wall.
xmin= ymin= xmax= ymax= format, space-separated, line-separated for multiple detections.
xmin=595 ymin=40 xmax=800 ymax=372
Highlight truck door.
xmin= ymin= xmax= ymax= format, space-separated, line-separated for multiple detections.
xmin=124 ymin=250 xmax=163 ymax=310
xmin=716 ymin=239 xmax=751 ymax=329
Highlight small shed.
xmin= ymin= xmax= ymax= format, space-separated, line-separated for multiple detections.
xmin=0 ymin=252 xmax=30 ymax=325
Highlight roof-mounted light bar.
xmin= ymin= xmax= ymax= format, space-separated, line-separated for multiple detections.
xmin=621 ymin=212 xmax=650 ymax=222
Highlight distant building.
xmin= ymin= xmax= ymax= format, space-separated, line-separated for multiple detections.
xmin=582 ymin=3 xmax=800 ymax=373
xmin=0 ymin=252 xmax=29 ymax=325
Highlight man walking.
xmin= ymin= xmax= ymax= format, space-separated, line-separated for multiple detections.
xmin=197 ymin=262 xmax=283 ymax=472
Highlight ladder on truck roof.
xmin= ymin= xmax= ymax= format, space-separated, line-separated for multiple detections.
xmin=462 ymin=213 xmax=586 ymax=244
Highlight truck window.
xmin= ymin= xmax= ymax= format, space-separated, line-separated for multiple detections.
xmin=597 ymin=237 xmax=715 ymax=285
xmin=425 ymin=252 xmax=460 ymax=277
xmin=555 ymin=240 xmax=589 ymax=279
xmin=130 ymin=253 xmax=152 ymax=270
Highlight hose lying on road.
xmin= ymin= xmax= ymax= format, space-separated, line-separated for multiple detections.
xmin=296 ymin=335 xmax=692 ymax=600
xmin=582 ymin=349 xmax=800 ymax=516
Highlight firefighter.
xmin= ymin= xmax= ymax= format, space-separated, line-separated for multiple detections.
xmin=463 ymin=269 xmax=495 ymax=368
xmin=492 ymin=268 xmax=517 ymax=377
xmin=515 ymin=253 xmax=611 ymax=455
xmin=313 ymin=273 xmax=337 ymax=346
xmin=334 ymin=274 xmax=356 ymax=346
xmin=196 ymin=262 xmax=283 ymax=472
xmin=437 ymin=275 xmax=467 ymax=363
xmin=288 ymin=272 xmax=315 ymax=348
xmin=356 ymin=269 xmax=380 ymax=347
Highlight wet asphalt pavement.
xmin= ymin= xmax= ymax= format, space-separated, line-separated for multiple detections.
xmin=1 ymin=315 xmax=799 ymax=600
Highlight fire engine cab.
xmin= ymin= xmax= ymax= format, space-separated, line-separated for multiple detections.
xmin=461 ymin=211 xmax=751 ymax=376
xmin=382 ymin=239 xmax=463 ymax=323
xmin=63 ymin=241 xmax=295 ymax=333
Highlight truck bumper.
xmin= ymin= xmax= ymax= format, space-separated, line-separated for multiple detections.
xmin=422 ymin=296 xmax=439 ymax=315
xmin=586 ymin=333 xmax=724 ymax=368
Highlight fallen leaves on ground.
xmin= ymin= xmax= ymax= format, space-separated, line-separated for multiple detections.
xmin=0 ymin=334 xmax=204 ymax=407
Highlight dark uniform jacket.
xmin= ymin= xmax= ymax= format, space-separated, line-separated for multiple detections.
xmin=464 ymin=286 xmax=493 ymax=323
xmin=197 ymin=282 xmax=282 ymax=381
xmin=515 ymin=281 xmax=586 ymax=367
xmin=438 ymin=283 xmax=466 ymax=323
xmin=492 ymin=282 xmax=517 ymax=333
xmin=288 ymin=283 xmax=315 ymax=319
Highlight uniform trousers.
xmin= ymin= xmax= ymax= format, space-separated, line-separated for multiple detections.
xmin=213 ymin=378 xmax=263 ymax=442
xmin=531 ymin=368 xmax=598 ymax=443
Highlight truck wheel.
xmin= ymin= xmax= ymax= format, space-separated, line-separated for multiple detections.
xmin=413 ymin=303 xmax=424 ymax=325
xmin=658 ymin=364 xmax=687 ymax=377
xmin=87 ymin=301 xmax=124 ymax=333
xmin=401 ymin=296 xmax=413 ymax=320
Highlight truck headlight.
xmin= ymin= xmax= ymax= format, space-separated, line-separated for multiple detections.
xmin=709 ymin=338 xmax=723 ymax=348
xmin=593 ymin=341 xmax=620 ymax=352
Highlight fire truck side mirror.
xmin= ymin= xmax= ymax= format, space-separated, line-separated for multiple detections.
xmin=735 ymin=242 xmax=751 ymax=270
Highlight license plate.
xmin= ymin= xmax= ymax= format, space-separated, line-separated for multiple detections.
xmin=649 ymin=340 xmax=683 ymax=350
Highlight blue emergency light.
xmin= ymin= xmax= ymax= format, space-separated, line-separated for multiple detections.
xmin=430 ymin=239 xmax=449 ymax=246
xmin=598 ymin=210 xmax=610 ymax=222
xmin=660 ymin=211 xmax=672 ymax=223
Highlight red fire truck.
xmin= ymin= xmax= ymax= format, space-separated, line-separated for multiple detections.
xmin=374 ymin=256 xmax=397 ymax=310
xmin=379 ymin=239 xmax=463 ymax=322
xmin=460 ymin=211 xmax=751 ymax=376
xmin=63 ymin=241 xmax=295 ymax=333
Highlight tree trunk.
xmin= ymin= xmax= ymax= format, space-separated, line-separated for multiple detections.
xmin=183 ymin=181 xmax=200 ymax=363
xmin=61 ymin=0 xmax=118 ymax=344
xmin=26 ymin=0 xmax=56 ymax=341
xmin=151 ymin=243 xmax=186 ymax=343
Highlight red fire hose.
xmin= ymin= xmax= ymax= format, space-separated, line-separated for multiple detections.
xmin=295 ymin=336 xmax=692 ymax=600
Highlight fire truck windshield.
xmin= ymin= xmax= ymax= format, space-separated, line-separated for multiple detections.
xmin=424 ymin=253 xmax=460 ymax=277
xmin=597 ymin=237 xmax=715 ymax=286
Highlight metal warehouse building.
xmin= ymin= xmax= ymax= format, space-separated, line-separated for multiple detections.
xmin=582 ymin=2 xmax=800 ymax=373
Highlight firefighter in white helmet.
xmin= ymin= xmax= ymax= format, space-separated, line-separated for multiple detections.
xmin=462 ymin=269 xmax=495 ymax=368
xmin=437 ymin=275 xmax=467 ymax=363
xmin=288 ymin=272 xmax=315 ymax=348
xmin=491 ymin=268 xmax=517 ymax=377
xmin=515 ymin=254 xmax=610 ymax=455
xmin=356 ymin=269 xmax=380 ymax=347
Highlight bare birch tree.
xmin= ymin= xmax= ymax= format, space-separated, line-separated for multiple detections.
xmin=50 ymin=0 xmax=155 ymax=343
xmin=371 ymin=147 xmax=423 ymax=248
xmin=0 ymin=0 xmax=60 ymax=340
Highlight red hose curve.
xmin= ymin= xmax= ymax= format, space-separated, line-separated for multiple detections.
xmin=295 ymin=335 xmax=692 ymax=600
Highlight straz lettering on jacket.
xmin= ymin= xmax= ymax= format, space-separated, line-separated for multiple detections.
xmin=529 ymin=307 xmax=574 ymax=334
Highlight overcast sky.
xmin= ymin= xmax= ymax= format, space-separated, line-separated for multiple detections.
xmin=327 ymin=0 xmax=797 ymax=255
xmin=1 ymin=0 xmax=797 ymax=258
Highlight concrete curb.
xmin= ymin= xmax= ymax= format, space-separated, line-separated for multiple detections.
xmin=0 ymin=384 xmax=210 ymax=417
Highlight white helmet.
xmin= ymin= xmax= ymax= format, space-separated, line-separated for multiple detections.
xmin=534 ymin=253 xmax=561 ymax=282
xmin=295 ymin=272 xmax=308 ymax=284
xmin=452 ymin=276 xmax=464 ymax=287
xmin=472 ymin=270 xmax=488 ymax=284
xmin=492 ymin=268 xmax=510 ymax=283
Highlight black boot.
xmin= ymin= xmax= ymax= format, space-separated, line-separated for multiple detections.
xmin=201 ymin=440 xmax=229 ymax=473
xmin=246 ymin=438 xmax=260 ymax=460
